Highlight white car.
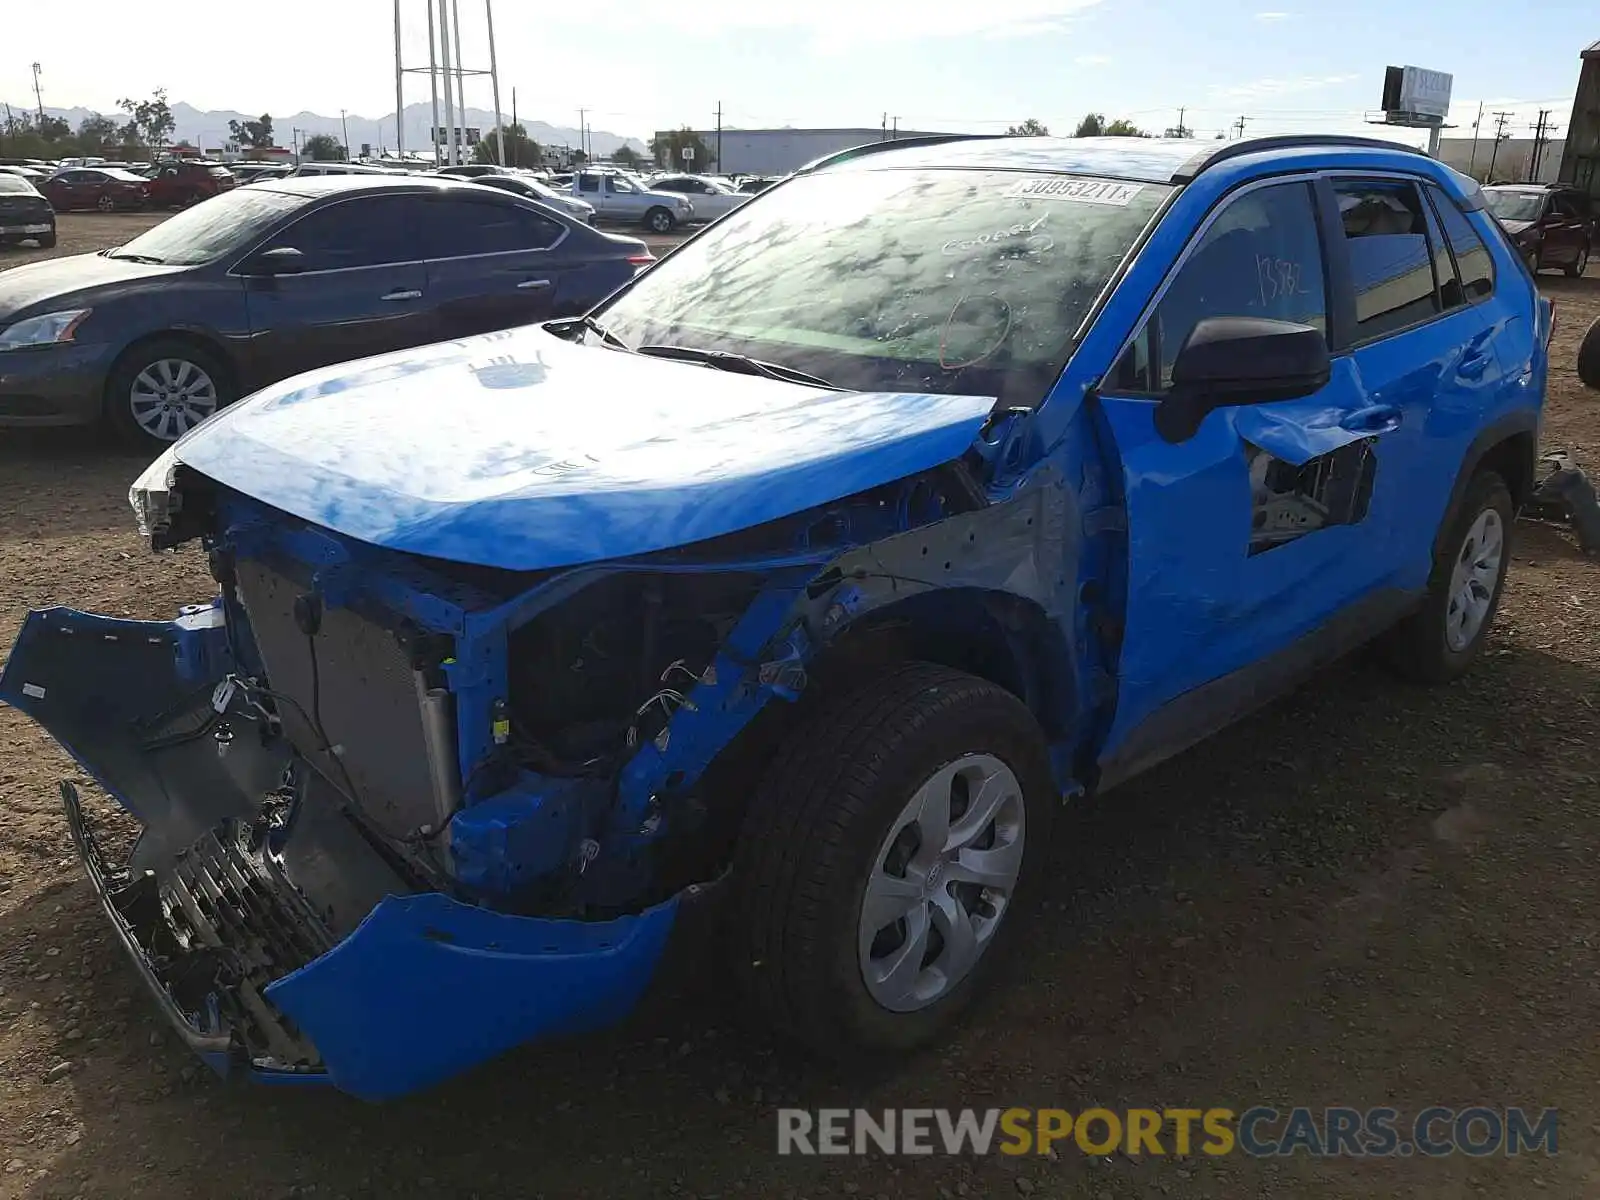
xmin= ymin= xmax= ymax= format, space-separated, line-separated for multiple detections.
xmin=645 ymin=174 xmax=749 ymax=222
xmin=566 ymin=170 xmax=695 ymax=232
xmin=468 ymin=172 xmax=597 ymax=223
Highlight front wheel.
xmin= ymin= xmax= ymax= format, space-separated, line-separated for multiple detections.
xmin=731 ymin=663 xmax=1055 ymax=1058
xmin=1565 ymin=242 xmax=1590 ymax=278
xmin=96 ymin=193 xmax=115 ymax=213
xmin=644 ymin=206 xmax=675 ymax=233
xmin=104 ymin=338 xmax=234 ymax=451
xmin=1378 ymin=470 xmax=1513 ymax=683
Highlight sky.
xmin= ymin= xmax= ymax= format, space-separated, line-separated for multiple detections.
xmin=2 ymin=0 xmax=1595 ymax=145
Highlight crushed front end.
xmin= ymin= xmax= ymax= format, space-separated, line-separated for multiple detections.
xmin=1 ymin=430 xmax=1063 ymax=1099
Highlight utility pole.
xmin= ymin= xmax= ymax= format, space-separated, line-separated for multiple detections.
xmin=1466 ymin=100 xmax=1484 ymax=178
xmin=882 ymin=111 xmax=888 ymax=138
xmin=510 ymin=87 xmax=518 ymax=167
xmin=891 ymin=116 xmax=899 ymax=140
xmin=1176 ymin=106 xmax=1189 ymax=137
xmin=437 ymin=0 xmax=456 ymax=164
xmin=426 ymin=0 xmax=441 ymax=166
xmin=450 ymin=0 xmax=467 ymax=160
xmin=1233 ymin=114 xmax=1248 ymax=139
xmin=340 ymin=109 xmax=350 ymax=160
xmin=31 ymin=63 xmax=44 ymax=125
xmin=715 ymin=100 xmax=722 ymax=172
xmin=392 ymin=0 xmax=405 ymax=159
xmin=1486 ymin=110 xmax=1513 ymax=182
xmin=485 ymin=0 xmax=504 ymax=166
xmin=577 ymin=108 xmax=588 ymax=160
xmin=1528 ymin=109 xmax=1558 ymax=182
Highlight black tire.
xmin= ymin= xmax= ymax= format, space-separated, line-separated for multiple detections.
xmin=104 ymin=338 xmax=235 ymax=452
xmin=36 ymin=229 xmax=56 ymax=250
xmin=1565 ymin=242 xmax=1590 ymax=279
xmin=730 ymin=662 xmax=1055 ymax=1059
xmin=1378 ymin=470 xmax=1514 ymax=684
xmin=1579 ymin=315 xmax=1600 ymax=390
xmin=644 ymin=206 xmax=675 ymax=233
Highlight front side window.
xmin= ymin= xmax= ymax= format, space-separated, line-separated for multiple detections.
xmin=594 ymin=167 xmax=1171 ymax=403
xmin=1111 ymin=180 xmax=1326 ymax=393
xmin=577 ymin=175 xmax=598 ymax=193
xmin=108 ymin=187 xmax=308 ymax=266
xmin=260 ymin=196 xmax=420 ymax=271
xmin=1331 ymin=180 xmax=1440 ymax=340
xmin=1482 ymin=189 xmax=1545 ymax=224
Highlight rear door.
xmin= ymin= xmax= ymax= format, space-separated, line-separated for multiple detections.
xmin=1321 ymin=176 xmax=1502 ymax=585
xmin=417 ymin=194 xmax=575 ymax=337
xmin=1095 ymin=176 xmax=1402 ymax=769
xmin=575 ymin=172 xmax=604 ymax=216
xmin=1544 ymin=190 xmax=1589 ymax=268
xmin=239 ymin=193 xmax=432 ymax=382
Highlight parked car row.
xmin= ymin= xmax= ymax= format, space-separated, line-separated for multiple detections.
xmin=0 ymin=174 xmax=653 ymax=447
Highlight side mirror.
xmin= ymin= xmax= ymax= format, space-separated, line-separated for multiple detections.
xmin=249 ymin=246 xmax=306 ymax=276
xmin=1155 ymin=316 xmax=1331 ymax=444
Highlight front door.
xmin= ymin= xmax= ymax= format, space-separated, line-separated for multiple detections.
xmin=240 ymin=194 xmax=432 ymax=384
xmin=1094 ymin=177 xmax=1408 ymax=777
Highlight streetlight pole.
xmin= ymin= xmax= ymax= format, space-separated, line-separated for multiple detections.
xmin=393 ymin=0 xmax=405 ymax=159
xmin=437 ymin=0 xmax=456 ymax=164
xmin=451 ymin=0 xmax=468 ymax=160
xmin=485 ymin=0 xmax=504 ymax=166
xmin=341 ymin=109 xmax=350 ymax=160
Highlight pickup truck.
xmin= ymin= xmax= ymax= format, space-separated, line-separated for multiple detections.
xmin=564 ymin=170 xmax=695 ymax=232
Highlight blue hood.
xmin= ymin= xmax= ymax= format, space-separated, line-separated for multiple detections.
xmin=168 ymin=325 xmax=997 ymax=570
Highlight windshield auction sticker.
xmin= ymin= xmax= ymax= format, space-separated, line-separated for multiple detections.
xmin=1005 ymin=177 xmax=1144 ymax=205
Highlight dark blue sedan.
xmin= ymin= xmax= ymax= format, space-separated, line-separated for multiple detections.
xmin=0 ymin=175 xmax=652 ymax=448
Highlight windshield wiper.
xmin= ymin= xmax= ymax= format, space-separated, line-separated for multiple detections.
xmin=106 ymin=251 xmax=166 ymax=264
xmin=634 ymin=344 xmax=838 ymax=389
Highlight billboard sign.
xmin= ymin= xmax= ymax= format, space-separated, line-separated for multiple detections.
xmin=1381 ymin=66 xmax=1453 ymax=121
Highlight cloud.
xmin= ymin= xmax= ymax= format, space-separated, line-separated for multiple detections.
xmin=1211 ymin=73 xmax=1358 ymax=101
xmin=1254 ymin=11 xmax=1292 ymax=19
xmin=1075 ymin=53 xmax=1113 ymax=66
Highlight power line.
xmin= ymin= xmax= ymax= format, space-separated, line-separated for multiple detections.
xmin=1233 ymin=114 xmax=1249 ymax=139
xmin=1528 ymin=109 xmax=1559 ymax=182
xmin=1486 ymin=111 xmax=1513 ymax=181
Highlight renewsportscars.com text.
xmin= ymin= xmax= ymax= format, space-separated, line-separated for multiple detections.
xmin=777 ymin=1107 xmax=1558 ymax=1158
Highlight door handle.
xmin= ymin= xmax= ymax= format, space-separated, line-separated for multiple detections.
xmin=1458 ymin=341 xmax=1493 ymax=380
xmin=381 ymin=288 xmax=422 ymax=302
xmin=516 ymin=278 xmax=553 ymax=291
xmin=1339 ymin=404 xmax=1403 ymax=434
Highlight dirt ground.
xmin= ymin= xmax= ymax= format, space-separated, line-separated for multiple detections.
xmin=0 ymin=216 xmax=1597 ymax=1200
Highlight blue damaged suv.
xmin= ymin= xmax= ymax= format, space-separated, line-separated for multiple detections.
xmin=0 ymin=135 xmax=1551 ymax=1100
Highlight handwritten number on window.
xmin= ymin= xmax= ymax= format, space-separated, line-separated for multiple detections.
xmin=1255 ymin=255 xmax=1307 ymax=308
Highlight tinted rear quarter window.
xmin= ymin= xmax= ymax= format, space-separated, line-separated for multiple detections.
xmin=420 ymin=198 xmax=564 ymax=257
xmin=1330 ymin=180 xmax=1439 ymax=339
xmin=1427 ymin=187 xmax=1495 ymax=301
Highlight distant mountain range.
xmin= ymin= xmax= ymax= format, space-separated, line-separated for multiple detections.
xmin=1 ymin=99 xmax=646 ymax=157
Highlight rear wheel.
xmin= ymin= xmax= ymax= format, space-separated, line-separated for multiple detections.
xmin=96 ymin=193 xmax=115 ymax=213
xmin=644 ymin=206 xmax=675 ymax=233
xmin=1565 ymin=242 xmax=1590 ymax=278
xmin=1378 ymin=470 xmax=1513 ymax=683
xmin=105 ymin=338 xmax=233 ymax=451
xmin=36 ymin=229 xmax=55 ymax=249
xmin=730 ymin=663 xmax=1054 ymax=1058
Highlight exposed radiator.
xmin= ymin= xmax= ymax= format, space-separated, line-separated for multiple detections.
xmin=234 ymin=559 xmax=442 ymax=840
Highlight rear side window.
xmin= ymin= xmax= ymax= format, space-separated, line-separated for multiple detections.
xmin=1427 ymin=188 xmax=1495 ymax=301
xmin=419 ymin=198 xmax=564 ymax=257
xmin=267 ymin=196 xmax=420 ymax=270
xmin=577 ymin=175 xmax=598 ymax=193
xmin=1329 ymin=181 xmax=1439 ymax=339
xmin=1113 ymin=180 xmax=1326 ymax=392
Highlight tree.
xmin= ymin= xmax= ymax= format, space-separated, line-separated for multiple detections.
xmin=1074 ymin=113 xmax=1106 ymax=137
xmin=229 ymin=114 xmax=274 ymax=149
xmin=1103 ymin=118 xmax=1149 ymax=138
xmin=570 ymin=149 xmax=588 ymax=166
xmin=116 ymin=88 xmax=175 ymax=150
xmin=649 ymin=126 xmax=713 ymax=170
xmin=472 ymin=123 xmax=540 ymax=167
xmin=78 ymin=113 xmax=120 ymax=154
xmin=37 ymin=115 xmax=71 ymax=143
xmin=301 ymin=133 xmax=345 ymax=162
xmin=1006 ymin=118 xmax=1050 ymax=136
xmin=612 ymin=144 xmax=643 ymax=168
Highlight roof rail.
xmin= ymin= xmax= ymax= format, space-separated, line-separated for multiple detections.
xmin=795 ymin=133 xmax=1007 ymax=176
xmin=1171 ymin=134 xmax=1430 ymax=183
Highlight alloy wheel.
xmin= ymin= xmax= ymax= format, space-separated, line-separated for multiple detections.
xmin=1444 ymin=507 xmax=1504 ymax=653
xmin=128 ymin=358 xmax=219 ymax=442
xmin=858 ymin=752 xmax=1026 ymax=1013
